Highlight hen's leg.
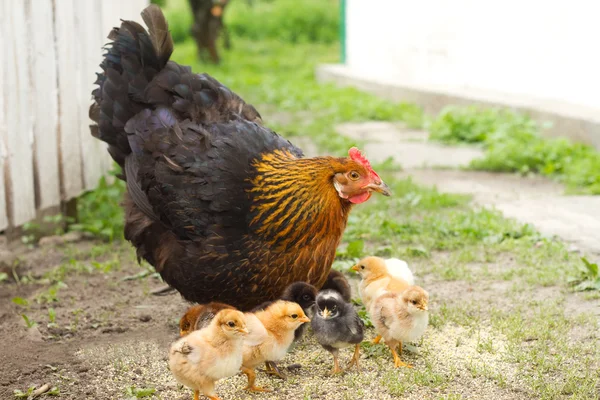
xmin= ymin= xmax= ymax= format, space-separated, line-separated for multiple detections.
xmin=346 ymin=343 xmax=361 ymax=371
xmin=242 ymin=367 xmax=271 ymax=392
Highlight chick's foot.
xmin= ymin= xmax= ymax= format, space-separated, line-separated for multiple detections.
xmin=242 ymin=367 xmax=272 ymax=392
xmin=264 ymin=361 xmax=287 ymax=380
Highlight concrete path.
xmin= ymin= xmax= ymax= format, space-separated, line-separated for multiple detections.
xmin=334 ymin=122 xmax=600 ymax=257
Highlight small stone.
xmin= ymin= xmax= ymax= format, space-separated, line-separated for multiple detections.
xmin=139 ymin=314 xmax=152 ymax=322
xmin=27 ymin=326 xmax=44 ymax=342
xmin=133 ymin=368 xmax=142 ymax=375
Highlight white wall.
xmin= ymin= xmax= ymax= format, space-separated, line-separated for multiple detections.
xmin=346 ymin=0 xmax=600 ymax=109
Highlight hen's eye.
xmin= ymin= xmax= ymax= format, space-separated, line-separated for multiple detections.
xmin=349 ymin=171 xmax=360 ymax=180
xmin=291 ymin=314 xmax=298 ymax=319
xmin=227 ymin=321 xmax=235 ymax=327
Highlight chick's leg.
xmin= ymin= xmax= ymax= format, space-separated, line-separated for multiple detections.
xmin=194 ymin=390 xmax=199 ymax=400
xmin=328 ymin=349 xmax=343 ymax=375
xmin=390 ymin=341 xmax=413 ymax=369
xmin=201 ymin=381 xmax=221 ymax=400
xmin=372 ymin=335 xmax=382 ymax=344
xmin=265 ymin=361 xmax=287 ymax=380
xmin=242 ymin=367 xmax=272 ymax=392
xmin=346 ymin=343 xmax=361 ymax=371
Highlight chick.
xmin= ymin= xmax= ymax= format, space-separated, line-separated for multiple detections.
xmin=384 ymin=258 xmax=415 ymax=285
xmin=351 ymin=255 xmax=412 ymax=311
xmin=369 ymin=286 xmax=429 ymax=368
xmin=179 ymin=303 xmax=268 ymax=347
xmin=241 ymin=300 xmax=310 ymax=392
xmin=311 ymin=289 xmax=364 ymax=375
xmin=321 ymin=269 xmax=352 ymax=303
xmin=169 ymin=309 xmax=249 ymax=400
xmin=251 ymin=282 xmax=317 ymax=379
xmin=179 ymin=302 xmax=234 ymax=336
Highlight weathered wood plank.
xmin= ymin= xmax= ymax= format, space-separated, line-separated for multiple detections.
xmin=3 ymin=1 xmax=36 ymax=226
xmin=54 ymin=0 xmax=84 ymax=200
xmin=75 ymin=0 xmax=109 ymax=191
xmin=0 ymin=2 xmax=10 ymax=230
xmin=29 ymin=0 xmax=61 ymax=210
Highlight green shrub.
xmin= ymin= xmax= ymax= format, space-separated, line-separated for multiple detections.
xmin=162 ymin=0 xmax=194 ymax=43
xmin=226 ymin=0 xmax=340 ymax=44
xmin=430 ymin=106 xmax=600 ymax=194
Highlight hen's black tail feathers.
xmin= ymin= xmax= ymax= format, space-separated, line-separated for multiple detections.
xmin=89 ymin=4 xmax=173 ymax=170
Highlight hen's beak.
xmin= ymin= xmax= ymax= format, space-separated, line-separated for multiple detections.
xmin=365 ymin=180 xmax=392 ymax=196
xmin=350 ymin=264 xmax=359 ymax=272
xmin=321 ymin=307 xmax=331 ymax=319
xmin=299 ymin=316 xmax=310 ymax=323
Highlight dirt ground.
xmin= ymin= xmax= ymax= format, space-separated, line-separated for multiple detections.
xmin=1 ymin=232 xmax=598 ymax=400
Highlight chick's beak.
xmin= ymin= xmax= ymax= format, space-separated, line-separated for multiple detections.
xmin=350 ymin=264 xmax=359 ymax=272
xmin=365 ymin=180 xmax=392 ymax=196
xmin=179 ymin=329 xmax=187 ymax=337
xmin=237 ymin=327 xmax=249 ymax=335
xmin=419 ymin=304 xmax=429 ymax=311
xmin=299 ymin=315 xmax=310 ymax=323
xmin=321 ymin=307 xmax=330 ymax=319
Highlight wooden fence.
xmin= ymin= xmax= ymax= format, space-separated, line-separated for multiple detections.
xmin=0 ymin=0 xmax=149 ymax=231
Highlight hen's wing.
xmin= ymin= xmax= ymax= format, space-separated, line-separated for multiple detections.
xmin=125 ymin=106 xmax=301 ymax=248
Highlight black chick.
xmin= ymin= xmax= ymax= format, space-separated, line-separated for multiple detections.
xmin=311 ymin=289 xmax=364 ymax=375
xmin=321 ymin=269 xmax=352 ymax=302
xmin=251 ymin=281 xmax=317 ymax=379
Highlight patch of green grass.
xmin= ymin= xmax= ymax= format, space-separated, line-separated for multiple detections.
xmin=429 ymin=105 xmax=600 ymax=194
xmin=70 ymin=169 xmax=126 ymax=242
xmin=569 ymin=257 xmax=600 ymax=291
xmin=226 ymin=0 xmax=340 ymax=44
xmin=489 ymin=300 xmax=600 ymax=398
xmin=381 ymin=363 xmax=449 ymax=396
xmin=124 ymin=386 xmax=156 ymax=398
xmin=21 ymin=314 xmax=37 ymax=329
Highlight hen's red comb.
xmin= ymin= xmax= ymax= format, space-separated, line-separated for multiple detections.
xmin=348 ymin=147 xmax=380 ymax=181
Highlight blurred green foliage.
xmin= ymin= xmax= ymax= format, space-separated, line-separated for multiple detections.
xmin=226 ymin=0 xmax=340 ymax=44
xmin=430 ymin=106 xmax=600 ymax=194
xmin=161 ymin=0 xmax=340 ymax=45
xmin=70 ymin=169 xmax=126 ymax=242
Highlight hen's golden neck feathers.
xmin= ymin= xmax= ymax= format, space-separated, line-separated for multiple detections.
xmin=249 ymin=150 xmax=352 ymax=249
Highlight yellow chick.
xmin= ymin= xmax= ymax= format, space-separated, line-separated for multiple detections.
xmin=168 ymin=309 xmax=249 ymax=400
xmin=351 ymin=256 xmax=412 ymax=310
xmin=369 ymin=286 xmax=429 ymax=368
xmin=241 ymin=300 xmax=310 ymax=392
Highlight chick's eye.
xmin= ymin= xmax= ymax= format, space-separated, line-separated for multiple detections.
xmin=227 ymin=321 xmax=235 ymax=327
xmin=302 ymin=294 xmax=311 ymax=301
xmin=291 ymin=314 xmax=298 ymax=319
xmin=411 ymin=300 xmax=417 ymax=305
xmin=349 ymin=171 xmax=360 ymax=180
xmin=360 ymin=265 xmax=365 ymax=270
